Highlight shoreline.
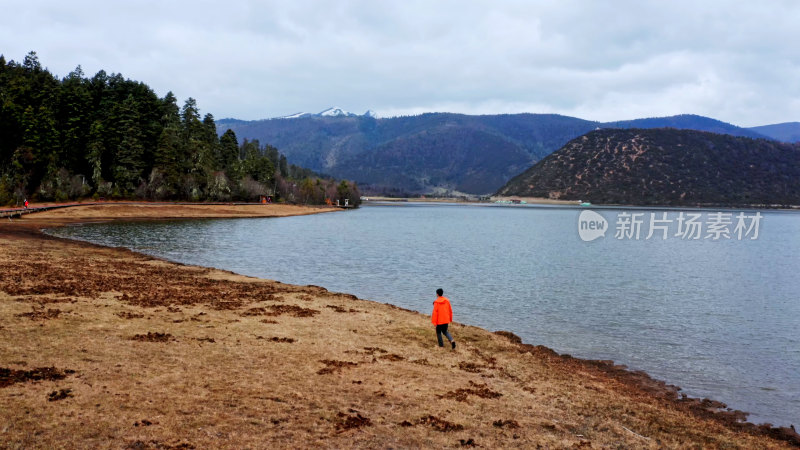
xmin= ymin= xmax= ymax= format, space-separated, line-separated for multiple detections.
xmin=2 ymin=201 xmax=341 ymax=223
xmin=1 ymin=203 xmax=798 ymax=447
xmin=363 ymin=196 xmax=800 ymax=211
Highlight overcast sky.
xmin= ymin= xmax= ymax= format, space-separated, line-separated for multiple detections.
xmin=3 ymin=0 xmax=799 ymax=126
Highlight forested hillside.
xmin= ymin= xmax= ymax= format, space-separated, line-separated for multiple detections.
xmin=217 ymin=113 xmax=599 ymax=195
xmin=497 ymin=128 xmax=800 ymax=206
xmin=0 ymin=52 xmax=359 ymax=206
xmin=218 ymin=113 xmax=770 ymax=195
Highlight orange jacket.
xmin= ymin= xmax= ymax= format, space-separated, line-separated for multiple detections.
xmin=431 ymin=296 xmax=453 ymax=325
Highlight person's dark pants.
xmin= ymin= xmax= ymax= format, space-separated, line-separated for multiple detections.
xmin=436 ymin=323 xmax=453 ymax=347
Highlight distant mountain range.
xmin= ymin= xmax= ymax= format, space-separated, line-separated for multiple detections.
xmin=607 ymin=115 xmax=768 ymax=139
xmin=747 ymin=122 xmax=800 ymax=143
xmin=217 ymin=111 xmax=795 ymax=195
xmin=497 ymin=128 xmax=800 ymax=206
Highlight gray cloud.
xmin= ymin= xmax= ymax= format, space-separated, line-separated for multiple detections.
xmin=3 ymin=0 xmax=798 ymax=126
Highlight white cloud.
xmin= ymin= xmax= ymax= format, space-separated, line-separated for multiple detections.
xmin=2 ymin=0 xmax=799 ymax=126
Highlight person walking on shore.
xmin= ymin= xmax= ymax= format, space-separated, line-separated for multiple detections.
xmin=23 ymin=199 xmax=28 ymax=209
xmin=431 ymin=288 xmax=456 ymax=349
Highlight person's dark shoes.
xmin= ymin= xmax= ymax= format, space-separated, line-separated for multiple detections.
xmin=451 ymin=341 xmax=456 ymax=350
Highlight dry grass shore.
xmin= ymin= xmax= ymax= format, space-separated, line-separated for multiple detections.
xmin=0 ymin=203 xmax=797 ymax=448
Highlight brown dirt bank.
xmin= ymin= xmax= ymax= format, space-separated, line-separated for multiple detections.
xmin=0 ymin=204 xmax=797 ymax=448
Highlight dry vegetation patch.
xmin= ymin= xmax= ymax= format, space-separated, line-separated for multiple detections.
xmin=130 ymin=332 xmax=174 ymax=342
xmin=493 ymin=330 xmax=523 ymax=344
xmin=15 ymin=306 xmax=63 ymax=320
xmin=255 ymin=336 xmax=295 ymax=343
xmin=415 ymin=415 xmax=465 ymax=432
xmin=335 ymin=410 xmax=372 ymax=432
xmin=47 ymin=388 xmax=74 ymax=401
xmin=240 ymin=307 xmax=269 ymax=316
xmin=457 ymin=361 xmax=486 ymax=373
xmin=457 ymin=437 xmax=478 ymax=447
xmin=362 ymin=347 xmax=387 ymax=354
xmin=125 ymin=439 xmax=195 ymax=450
xmin=441 ymin=381 xmax=503 ymax=402
xmin=492 ymin=419 xmax=520 ymax=429
xmin=0 ymin=367 xmax=76 ymax=387
xmin=317 ymin=359 xmax=358 ymax=375
xmin=325 ymin=304 xmax=359 ymax=313
xmin=15 ymin=295 xmax=77 ymax=304
xmin=264 ymin=304 xmax=319 ymax=317
xmin=116 ymin=310 xmax=145 ymax=319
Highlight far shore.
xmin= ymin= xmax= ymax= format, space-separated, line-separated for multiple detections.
xmin=363 ymin=195 xmax=579 ymax=205
xmin=364 ymin=196 xmax=800 ymax=211
xmin=1 ymin=203 xmax=797 ymax=448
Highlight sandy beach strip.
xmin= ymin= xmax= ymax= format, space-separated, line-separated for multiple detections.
xmin=0 ymin=203 xmax=797 ymax=448
xmin=3 ymin=201 xmax=340 ymax=223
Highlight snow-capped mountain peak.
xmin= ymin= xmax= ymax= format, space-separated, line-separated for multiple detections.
xmin=318 ymin=107 xmax=355 ymax=117
xmin=274 ymin=108 xmax=376 ymax=119
xmin=278 ymin=112 xmax=313 ymax=119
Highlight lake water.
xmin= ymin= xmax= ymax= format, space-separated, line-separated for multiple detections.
xmin=49 ymin=203 xmax=800 ymax=427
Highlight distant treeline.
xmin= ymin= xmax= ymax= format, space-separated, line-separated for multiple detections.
xmin=0 ymin=52 xmax=360 ymax=206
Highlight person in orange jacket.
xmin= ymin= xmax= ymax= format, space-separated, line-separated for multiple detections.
xmin=431 ymin=288 xmax=456 ymax=349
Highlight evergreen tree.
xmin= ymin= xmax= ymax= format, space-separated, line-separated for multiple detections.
xmin=202 ymin=113 xmax=218 ymax=147
xmin=181 ymin=97 xmax=202 ymax=144
xmin=153 ymin=122 xmax=181 ymax=196
xmin=58 ymin=65 xmax=92 ymax=176
xmin=279 ymin=154 xmax=288 ymax=177
xmin=181 ymin=98 xmax=205 ymax=173
xmin=198 ymin=113 xmax=218 ymax=174
xmin=160 ymin=92 xmax=180 ymax=125
xmin=336 ymin=180 xmax=351 ymax=204
xmin=22 ymin=51 xmax=41 ymax=73
xmin=113 ymin=95 xmax=145 ymax=193
xmin=86 ymin=120 xmax=105 ymax=187
xmin=21 ymin=104 xmax=58 ymax=191
xmin=153 ymin=92 xmax=183 ymax=196
xmin=264 ymin=144 xmax=280 ymax=167
xmin=219 ymin=129 xmax=239 ymax=173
